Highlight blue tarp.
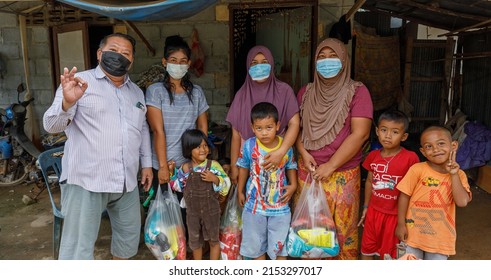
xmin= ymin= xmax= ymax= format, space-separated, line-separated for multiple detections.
xmin=57 ymin=0 xmax=219 ymax=21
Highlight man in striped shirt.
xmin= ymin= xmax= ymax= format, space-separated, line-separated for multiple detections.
xmin=43 ymin=33 xmax=153 ymax=260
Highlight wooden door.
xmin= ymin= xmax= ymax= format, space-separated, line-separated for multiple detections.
xmin=52 ymin=21 xmax=90 ymax=86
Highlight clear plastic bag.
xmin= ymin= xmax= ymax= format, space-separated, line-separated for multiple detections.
xmin=162 ymin=187 xmax=187 ymax=260
xmin=144 ymin=185 xmax=187 ymax=260
xmin=219 ymin=184 xmax=243 ymax=260
xmin=287 ymin=175 xmax=340 ymax=258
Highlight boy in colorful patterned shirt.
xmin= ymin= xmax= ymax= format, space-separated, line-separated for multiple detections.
xmin=395 ymin=126 xmax=472 ymax=260
xmin=237 ymin=102 xmax=297 ymax=260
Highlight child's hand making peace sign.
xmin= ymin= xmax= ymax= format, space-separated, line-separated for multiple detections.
xmin=446 ymin=149 xmax=460 ymax=175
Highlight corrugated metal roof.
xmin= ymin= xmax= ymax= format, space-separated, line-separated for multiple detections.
xmin=362 ymin=0 xmax=491 ymax=33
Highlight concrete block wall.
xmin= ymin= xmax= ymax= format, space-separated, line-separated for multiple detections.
xmin=128 ymin=3 xmax=231 ymax=123
xmin=0 ymin=13 xmax=54 ymax=135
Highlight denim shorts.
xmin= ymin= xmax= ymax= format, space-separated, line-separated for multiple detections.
xmin=240 ymin=210 xmax=291 ymax=259
xmin=405 ymin=245 xmax=449 ymax=260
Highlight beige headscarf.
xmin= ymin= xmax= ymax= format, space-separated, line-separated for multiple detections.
xmin=300 ymin=38 xmax=362 ymax=150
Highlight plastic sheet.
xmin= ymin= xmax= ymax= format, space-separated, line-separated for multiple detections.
xmin=57 ymin=0 xmax=219 ymax=21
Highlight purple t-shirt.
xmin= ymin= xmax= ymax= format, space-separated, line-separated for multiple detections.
xmin=297 ymin=84 xmax=373 ymax=171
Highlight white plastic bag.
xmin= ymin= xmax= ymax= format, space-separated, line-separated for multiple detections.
xmin=144 ymin=185 xmax=187 ymax=260
xmin=287 ymin=175 xmax=340 ymax=258
xmin=219 ymin=184 xmax=242 ymax=260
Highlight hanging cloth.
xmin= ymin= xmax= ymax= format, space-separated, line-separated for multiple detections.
xmin=190 ymin=28 xmax=205 ymax=77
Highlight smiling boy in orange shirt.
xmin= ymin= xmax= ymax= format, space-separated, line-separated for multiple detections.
xmin=395 ymin=126 xmax=472 ymax=260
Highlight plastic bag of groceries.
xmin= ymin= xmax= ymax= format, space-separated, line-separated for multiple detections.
xmin=219 ymin=184 xmax=242 ymax=260
xmin=144 ymin=185 xmax=186 ymax=260
xmin=287 ymin=174 xmax=340 ymax=258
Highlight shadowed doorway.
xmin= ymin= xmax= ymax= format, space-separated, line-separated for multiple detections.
xmin=229 ymin=2 xmax=318 ymax=102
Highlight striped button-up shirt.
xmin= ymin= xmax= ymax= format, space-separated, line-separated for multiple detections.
xmin=43 ymin=66 xmax=152 ymax=193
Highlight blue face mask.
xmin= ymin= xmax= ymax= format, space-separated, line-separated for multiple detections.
xmin=316 ymin=58 xmax=342 ymax=79
xmin=248 ymin=63 xmax=271 ymax=81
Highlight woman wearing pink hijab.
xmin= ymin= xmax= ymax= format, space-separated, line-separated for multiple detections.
xmin=226 ymin=46 xmax=300 ymax=184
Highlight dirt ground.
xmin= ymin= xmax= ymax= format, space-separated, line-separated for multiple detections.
xmin=0 ymin=181 xmax=490 ymax=260
xmin=0 ymin=183 xmax=154 ymax=260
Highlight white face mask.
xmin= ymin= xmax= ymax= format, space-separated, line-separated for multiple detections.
xmin=166 ymin=63 xmax=189 ymax=79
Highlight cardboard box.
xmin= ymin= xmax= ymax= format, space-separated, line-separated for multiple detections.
xmin=476 ymin=165 xmax=491 ymax=194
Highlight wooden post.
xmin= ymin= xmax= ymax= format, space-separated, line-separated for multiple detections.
xmin=455 ymin=36 xmax=464 ymax=111
xmin=442 ymin=37 xmax=455 ymax=123
xmin=403 ymin=37 xmax=414 ymax=103
xmin=124 ymin=20 xmax=156 ymax=56
xmin=346 ymin=0 xmax=367 ymax=22
xmin=19 ymin=14 xmax=41 ymax=148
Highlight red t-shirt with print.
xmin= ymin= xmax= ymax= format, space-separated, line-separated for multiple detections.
xmin=362 ymin=148 xmax=419 ymax=215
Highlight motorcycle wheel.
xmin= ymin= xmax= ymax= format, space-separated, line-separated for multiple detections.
xmin=0 ymin=157 xmax=29 ymax=187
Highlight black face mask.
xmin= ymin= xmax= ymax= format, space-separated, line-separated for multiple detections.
xmin=99 ymin=51 xmax=131 ymax=77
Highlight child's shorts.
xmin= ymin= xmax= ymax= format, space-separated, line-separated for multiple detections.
xmin=240 ymin=210 xmax=290 ymax=259
xmin=405 ymin=245 xmax=448 ymax=260
xmin=360 ymin=206 xmax=399 ymax=259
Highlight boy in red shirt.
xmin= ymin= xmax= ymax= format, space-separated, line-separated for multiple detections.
xmin=358 ymin=110 xmax=419 ymax=259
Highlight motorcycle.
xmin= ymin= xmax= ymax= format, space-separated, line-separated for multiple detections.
xmin=0 ymin=83 xmax=67 ymax=206
xmin=0 ymin=83 xmax=43 ymax=187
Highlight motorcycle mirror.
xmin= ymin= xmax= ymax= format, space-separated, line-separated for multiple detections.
xmin=17 ymin=83 xmax=25 ymax=94
xmin=16 ymin=83 xmax=26 ymax=104
xmin=20 ymin=98 xmax=34 ymax=108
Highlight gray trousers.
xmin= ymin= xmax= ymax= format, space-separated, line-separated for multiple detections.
xmin=59 ymin=183 xmax=141 ymax=260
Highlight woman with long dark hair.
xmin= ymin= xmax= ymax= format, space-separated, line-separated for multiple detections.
xmin=146 ymin=35 xmax=209 ymax=186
